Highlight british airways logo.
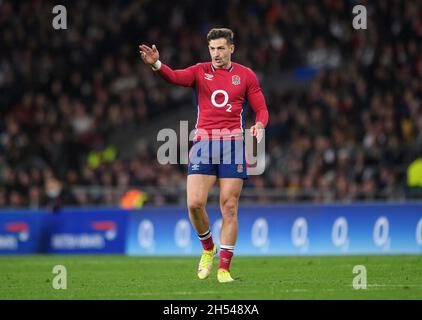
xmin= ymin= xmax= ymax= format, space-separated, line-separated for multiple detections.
xmin=5 ymin=222 xmax=30 ymax=242
xmin=0 ymin=222 xmax=30 ymax=250
xmin=91 ymin=220 xmax=117 ymax=240
xmin=204 ymin=73 xmax=214 ymax=81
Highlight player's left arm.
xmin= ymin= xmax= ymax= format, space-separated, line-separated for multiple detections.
xmin=246 ymin=70 xmax=269 ymax=143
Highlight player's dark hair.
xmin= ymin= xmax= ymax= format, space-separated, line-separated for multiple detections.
xmin=207 ymin=28 xmax=234 ymax=45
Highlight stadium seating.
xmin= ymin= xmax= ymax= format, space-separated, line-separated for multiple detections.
xmin=0 ymin=0 xmax=421 ymax=207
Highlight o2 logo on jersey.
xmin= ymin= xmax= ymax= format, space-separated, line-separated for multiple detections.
xmin=211 ymin=90 xmax=232 ymax=112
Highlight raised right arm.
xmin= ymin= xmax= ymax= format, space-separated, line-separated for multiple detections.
xmin=139 ymin=44 xmax=196 ymax=87
xmin=154 ymin=62 xmax=197 ymax=87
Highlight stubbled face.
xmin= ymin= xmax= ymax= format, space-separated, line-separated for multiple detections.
xmin=208 ymin=38 xmax=234 ymax=69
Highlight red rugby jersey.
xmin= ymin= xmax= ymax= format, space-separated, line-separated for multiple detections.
xmin=156 ymin=62 xmax=269 ymax=140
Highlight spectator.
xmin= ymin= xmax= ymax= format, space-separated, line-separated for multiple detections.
xmin=0 ymin=0 xmax=421 ymax=207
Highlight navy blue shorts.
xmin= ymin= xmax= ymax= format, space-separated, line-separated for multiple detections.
xmin=187 ymin=140 xmax=247 ymax=179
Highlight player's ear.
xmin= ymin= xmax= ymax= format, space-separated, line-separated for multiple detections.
xmin=230 ymin=44 xmax=235 ymax=53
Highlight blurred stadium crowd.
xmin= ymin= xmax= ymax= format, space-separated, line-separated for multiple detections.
xmin=1 ymin=0 xmax=421 ymax=208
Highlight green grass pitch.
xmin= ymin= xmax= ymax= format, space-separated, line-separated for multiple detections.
xmin=0 ymin=255 xmax=421 ymax=299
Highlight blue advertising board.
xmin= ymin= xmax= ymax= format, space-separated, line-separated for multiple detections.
xmin=0 ymin=211 xmax=46 ymax=254
xmin=126 ymin=206 xmax=202 ymax=256
xmin=0 ymin=209 xmax=128 ymax=254
xmin=1 ymin=203 xmax=422 ymax=255
xmin=125 ymin=203 xmax=422 ymax=256
xmin=45 ymin=209 xmax=128 ymax=254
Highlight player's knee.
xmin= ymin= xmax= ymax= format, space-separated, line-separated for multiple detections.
xmin=188 ymin=200 xmax=205 ymax=215
xmin=221 ymin=198 xmax=238 ymax=219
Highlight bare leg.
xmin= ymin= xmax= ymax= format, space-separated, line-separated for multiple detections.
xmin=188 ymin=174 xmax=218 ymax=280
xmin=186 ymin=174 xmax=217 ymax=234
xmin=219 ymin=178 xmax=243 ymax=246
